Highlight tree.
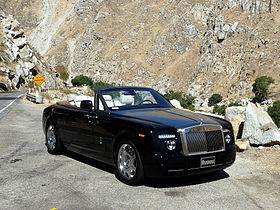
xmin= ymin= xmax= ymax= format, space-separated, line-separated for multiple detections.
xmin=71 ymin=75 xmax=93 ymax=88
xmin=252 ymin=76 xmax=274 ymax=102
xmin=164 ymin=90 xmax=195 ymax=110
xmin=208 ymin=94 xmax=222 ymax=106
xmin=268 ymin=100 xmax=280 ymax=128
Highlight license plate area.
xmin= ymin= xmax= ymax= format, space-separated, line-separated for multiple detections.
xmin=200 ymin=156 xmax=215 ymax=168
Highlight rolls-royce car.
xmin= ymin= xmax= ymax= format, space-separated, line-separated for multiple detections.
xmin=42 ymin=86 xmax=236 ymax=185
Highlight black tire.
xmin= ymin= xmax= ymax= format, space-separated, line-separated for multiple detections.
xmin=115 ymin=139 xmax=145 ymax=186
xmin=46 ymin=122 xmax=63 ymax=155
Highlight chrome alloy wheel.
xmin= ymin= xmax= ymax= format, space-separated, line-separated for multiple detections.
xmin=46 ymin=125 xmax=56 ymax=150
xmin=117 ymin=144 xmax=137 ymax=180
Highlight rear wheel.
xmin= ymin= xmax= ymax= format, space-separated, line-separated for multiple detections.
xmin=46 ymin=123 xmax=63 ymax=155
xmin=115 ymin=140 xmax=144 ymax=185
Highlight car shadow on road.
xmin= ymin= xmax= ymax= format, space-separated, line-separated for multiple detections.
xmin=63 ymin=150 xmax=229 ymax=188
xmin=145 ymin=170 xmax=230 ymax=188
xmin=64 ymin=150 xmax=115 ymax=174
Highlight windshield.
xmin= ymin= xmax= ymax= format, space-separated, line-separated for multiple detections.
xmin=100 ymin=87 xmax=172 ymax=110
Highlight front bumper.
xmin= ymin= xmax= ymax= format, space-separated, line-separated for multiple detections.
xmin=143 ymin=145 xmax=236 ymax=178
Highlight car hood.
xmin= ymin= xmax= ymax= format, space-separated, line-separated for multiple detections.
xmin=111 ymin=108 xmax=220 ymax=129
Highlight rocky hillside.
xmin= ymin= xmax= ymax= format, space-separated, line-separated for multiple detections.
xmin=1 ymin=0 xmax=279 ymax=102
xmin=0 ymin=10 xmax=62 ymax=89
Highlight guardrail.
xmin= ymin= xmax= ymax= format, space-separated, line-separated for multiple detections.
xmin=26 ymin=93 xmax=44 ymax=104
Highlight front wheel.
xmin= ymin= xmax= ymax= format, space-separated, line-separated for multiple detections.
xmin=46 ymin=123 xmax=63 ymax=155
xmin=115 ymin=140 xmax=144 ymax=185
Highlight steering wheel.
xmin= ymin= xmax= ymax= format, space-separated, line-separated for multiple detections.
xmin=139 ymin=99 xmax=153 ymax=105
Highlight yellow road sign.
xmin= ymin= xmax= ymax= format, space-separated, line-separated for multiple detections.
xmin=33 ymin=73 xmax=45 ymax=87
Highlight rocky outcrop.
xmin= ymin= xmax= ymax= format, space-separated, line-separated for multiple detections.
xmin=225 ymin=106 xmax=246 ymax=139
xmin=1 ymin=0 xmax=280 ymax=102
xmin=242 ymin=102 xmax=280 ymax=145
xmin=0 ymin=9 xmax=61 ymax=89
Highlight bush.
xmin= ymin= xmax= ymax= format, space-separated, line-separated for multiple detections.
xmin=164 ymin=90 xmax=195 ymax=111
xmin=252 ymin=76 xmax=274 ymax=102
xmin=92 ymin=81 xmax=114 ymax=92
xmin=228 ymin=101 xmax=242 ymax=107
xmin=61 ymin=89 xmax=75 ymax=95
xmin=208 ymin=94 xmax=222 ymax=106
xmin=60 ymin=71 xmax=69 ymax=81
xmin=213 ymin=104 xmax=227 ymax=116
xmin=71 ymin=75 xmax=93 ymax=88
xmin=268 ymin=100 xmax=280 ymax=128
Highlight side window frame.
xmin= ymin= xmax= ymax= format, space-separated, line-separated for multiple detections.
xmin=95 ymin=94 xmax=108 ymax=112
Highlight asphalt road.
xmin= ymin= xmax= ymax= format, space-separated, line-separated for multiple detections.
xmin=0 ymin=96 xmax=279 ymax=209
xmin=0 ymin=91 xmax=26 ymax=119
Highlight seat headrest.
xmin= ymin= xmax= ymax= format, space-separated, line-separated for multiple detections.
xmin=120 ymin=95 xmax=134 ymax=105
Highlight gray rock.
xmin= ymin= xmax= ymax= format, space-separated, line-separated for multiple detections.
xmin=1 ymin=15 xmax=13 ymax=29
xmin=14 ymin=29 xmax=25 ymax=38
xmin=0 ymin=67 xmax=11 ymax=73
xmin=223 ymin=24 xmax=231 ymax=32
xmin=16 ymin=64 xmax=23 ymax=77
xmin=231 ymin=22 xmax=239 ymax=32
xmin=12 ymin=45 xmax=19 ymax=60
xmin=225 ymin=106 xmax=246 ymax=121
xmin=11 ymin=19 xmax=20 ymax=30
xmin=13 ymin=37 xmax=27 ymax=48
xmin=0 ymin=8 xmax=6 ymax=18
xmin=24 ymin=61 xmax=35 ymax=70
xmin=170 ymin=99 xmax=183 ymax=109
xmin=218 ymin=32 xmax=226 ymax=41
xmin=242 ymin=102 xmax=280 ymax=145
xmin=225 ymin=106 xmax=246 ymax=139
xmin=235 ymin=140 xmax=250 ymax=152
xmin=19 ymin=45 xmax=32 ymax=60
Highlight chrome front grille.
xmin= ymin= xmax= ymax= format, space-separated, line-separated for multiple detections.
xmin=179 ymin=125 xmax=225 ymax=156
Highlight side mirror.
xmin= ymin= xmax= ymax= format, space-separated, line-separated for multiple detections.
xmin=80 ymin=100 xmax=93 ymax=111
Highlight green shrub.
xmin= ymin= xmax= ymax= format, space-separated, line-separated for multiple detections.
xmin=41 ymin=93 xmax=52 ymax=100
xmin=71 ymin=75 xmax=93 ymax=88
xmin=228 ymin=101 xmax=242 ymax=107
xmin=208 ymin=94 xmax=222 ymax=106
xmin=164 ymin=90 xmax=195 ymax=111
xmin=213 ymin=104 xmax=227 ymax=116
xmin=60 ymin=71 xmax=69 ymax=81
xmin=92 ymin=81 xmax=114 ymax=92
xmin=252 ymin=76 xmax=274 ymax=102
xmin=268 ymin=100 xmax=280 ymax=127
xmin=61 ymin=89 xmax=75 ymax=95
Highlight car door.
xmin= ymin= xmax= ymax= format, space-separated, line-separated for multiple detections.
xmin=79 ymin=97 xmax=109 ymax=160
xmin=61 ymin=107 xmax=92 ymax=152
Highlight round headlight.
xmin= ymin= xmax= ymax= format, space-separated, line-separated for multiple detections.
xmin=166 ymin=140 xmax=176 ymax=151
xmin=225 ymin=134 xmax=231 ymax=144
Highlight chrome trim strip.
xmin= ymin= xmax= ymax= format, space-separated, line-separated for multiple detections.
xmin=178 ymin=124 xmax=225 ymax=156
xmin=168 ymin=169 xmax=184 ymax=172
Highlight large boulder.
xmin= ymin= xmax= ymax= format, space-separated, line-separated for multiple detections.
xmin=170 ymin=99 xmax=183 ymax=109
xmin=242 ymin=102 xmax=280 ymax=145
xmin=225 ymin=106 xmax=246 ymax=139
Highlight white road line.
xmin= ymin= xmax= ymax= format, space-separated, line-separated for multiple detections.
xmin=0 ymin=93 xmax=25 ymax=114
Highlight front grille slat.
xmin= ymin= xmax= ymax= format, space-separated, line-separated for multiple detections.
xmin=180 ymin=125 xmax=225 ymax=156
xmin=186 ymin=132 xmax=207 ymax=153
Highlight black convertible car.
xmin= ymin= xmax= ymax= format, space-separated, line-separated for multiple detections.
xmin=42 ymin=86 xmax=236 ymax=185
